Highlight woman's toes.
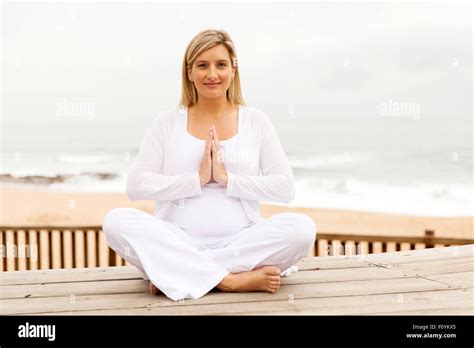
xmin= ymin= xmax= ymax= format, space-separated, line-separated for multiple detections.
xmin=269 ymin=284 xmax=279 ymax=293
xmin=269 ymin=266 xmax=281 ymax=275
xmin=148 ymin=282 xmax=160 ymax=295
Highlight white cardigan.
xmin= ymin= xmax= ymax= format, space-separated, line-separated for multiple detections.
xmin=126 ymin=105 xmax=295 ymax=224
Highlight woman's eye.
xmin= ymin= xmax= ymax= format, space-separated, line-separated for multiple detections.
xmin=197 ymin=63 xmax=227 ymax=68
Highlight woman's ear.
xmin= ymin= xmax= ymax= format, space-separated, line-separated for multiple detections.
xmin=187 ymin=67 xmax=193 ymax=82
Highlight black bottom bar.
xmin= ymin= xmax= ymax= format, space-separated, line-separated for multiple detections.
xmin=1 ymin=315 xmax=472 ymax=346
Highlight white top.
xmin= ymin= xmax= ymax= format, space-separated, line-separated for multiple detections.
xmin=165 ymin=118 xmax=254 ymax=240
xmin=126 ymin=104 xmax=295 ymax=224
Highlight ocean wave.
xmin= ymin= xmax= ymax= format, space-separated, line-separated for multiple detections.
xmin=0 ymin=172 xmax=119 ymax=185
xmin=289 ymin=177 xmax=473 ymax=216
xmin=0 ymin=151 xmax=132 ymax=178
xmin=290 ymin=153 xmax=373 ymax=169
xmin=57 ymin=153 xmax=124 ymax=164
xmin=2 ymin=172 xmax=471 ymax=216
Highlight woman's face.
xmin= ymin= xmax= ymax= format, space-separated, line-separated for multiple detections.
xmin=188 ymin=44 xmax=236 ymax=101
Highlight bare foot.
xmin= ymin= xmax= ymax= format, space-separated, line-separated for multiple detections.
xmin=148 ymin=281 xmax=162 ymax=296
xmin=216 ymin=266 xmax=281 ymax=294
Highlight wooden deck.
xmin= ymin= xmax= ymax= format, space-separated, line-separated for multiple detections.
xmin=1 ymin=245 xmax=473 ymax=315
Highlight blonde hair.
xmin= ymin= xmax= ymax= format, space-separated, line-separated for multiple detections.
xmin=179 ymin=29 xmax=245 ymax=107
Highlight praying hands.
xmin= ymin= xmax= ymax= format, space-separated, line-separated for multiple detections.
xmin=199 ymin=125 xmax=228 ymax=187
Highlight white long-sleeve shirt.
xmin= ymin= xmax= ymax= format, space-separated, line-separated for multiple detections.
xmin=126 ymin=105 xmax=295 ymax=224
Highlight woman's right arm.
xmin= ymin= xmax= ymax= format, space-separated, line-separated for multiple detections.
xmin=126 ymin=116 xmax=203 ymax=201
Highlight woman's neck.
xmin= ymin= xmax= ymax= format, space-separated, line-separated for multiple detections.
xmin=192 ymin=98 xmax=235 ymax=120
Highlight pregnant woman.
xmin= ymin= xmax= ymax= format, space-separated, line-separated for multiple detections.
xmin=102 ymin=29 xmax=317 ymax=302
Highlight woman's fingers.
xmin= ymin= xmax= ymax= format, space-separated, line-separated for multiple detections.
xmin=211 ymin=140 xmax=220 ymax=164
xmin=210 ymin=128 xmax=216 ymax=155
xmin=206 ymin=129 xmax=213 ymax=157
xmin=212 ymin=125 xmax=219 ymax=146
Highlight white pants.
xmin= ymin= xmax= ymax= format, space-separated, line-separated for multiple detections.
xmin=102 ymin=208 xmax=317 ymax=301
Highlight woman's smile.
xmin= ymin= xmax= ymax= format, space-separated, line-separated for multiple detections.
xmin=204 ymin=82 xmax=221 ymax=88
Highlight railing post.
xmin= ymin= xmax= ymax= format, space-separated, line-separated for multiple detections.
xmin=424 ymin=230 xmax=435 ymax=249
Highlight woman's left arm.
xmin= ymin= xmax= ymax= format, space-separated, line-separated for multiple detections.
xmin=224 ymin=111 xmax=295 ymax=203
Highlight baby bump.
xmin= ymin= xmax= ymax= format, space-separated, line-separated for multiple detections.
xmin=165 ymin=187 xmax=252 ymax=238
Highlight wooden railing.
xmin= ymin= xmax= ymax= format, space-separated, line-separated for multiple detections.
xmin=0 ymin=226 xmax=126 ymax=272
xmin=0 ymin=226 xmax=472 ymax=272
xmin=314 ymin=230 xmax=473 ymax=256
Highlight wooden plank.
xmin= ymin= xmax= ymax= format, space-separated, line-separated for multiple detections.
xmin=1 ymin=279 xmax=149 ymax=300
xmin=331 ymin=240 xmax=343 ymax=256
xmin=30 ymin=288 xmax=473 ymax=316
xmin=344 ymin=240 xmax=356 ymax=256
xmin=1 ymin=265 xmax=410 ymax=300
xmin=115 ymin=252 xmax=123 ymax=266
xmin=39 ymin=229 xmax=49 ymax=270
xmin=282 ymin=265 xmax=410 ymax=285
xmin=358 ymin=241 xmax=369 ymax=254
xmin=1 ymin=274 xmax=454 ymax=315
xmin=426 ymin=271 xmax=474 ymax=289
xmin=62 ymin=230 xmax=73 ymax=269
xmin=0 ymin=230 xmax=3 ymax=271
xmin=86 ymin=230 xmax=97 ymax=268
xmin=386 ymin=242 xmax=397 ymax=252
xmin=300 ymin=246 xmax=473 ymax=272
xmin=383 ymin=259 xmax=474 ymax=276
xmin=400 ymin=242 xmax=411 ymax=251
xmin=98 ymin=232 xmax=109 ymax=267
xmin=309 ymin=241 xmax=316 ymax=257
xmin=317 ymin=239 xmax=328 ymax=256
xmin=5 ymin=229 xmax=15 ymax=271
xmin=316 ymin=232 xmax=473 ymax=245
xmin=383 ymin=255 xmax=474 ymax=267
xmin=0 ymin=266 xmax=142 ymax=285
xmin=51 ymin=230 xmax=61 ymax=269
xmin=17 ymin=230 xmax=27 ymax=271
xmin=372 ymin=241 xmax=383 ymax=254
xmin=297 ymin=257 xmax=372 ymax=271
xmin=172 ymin=289 xmax=473 ymax=315
xmin=74 ymin=230 xmax=85 ymax=268
xmin=28 ymin=230 xmax=38 ymax=270
xmin=356 ymin=245 xmax=473 ymax=264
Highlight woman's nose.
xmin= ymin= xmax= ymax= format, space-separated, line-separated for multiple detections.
xmin=207 ymin=66 xmax=217 ymax=78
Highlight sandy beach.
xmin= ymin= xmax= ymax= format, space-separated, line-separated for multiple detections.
xmin=0 ymin=184 xmax=472 ymax=239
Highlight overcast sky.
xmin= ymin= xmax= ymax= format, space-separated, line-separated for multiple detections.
xmin=2 ymin=2 xmax=472 ymax=132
